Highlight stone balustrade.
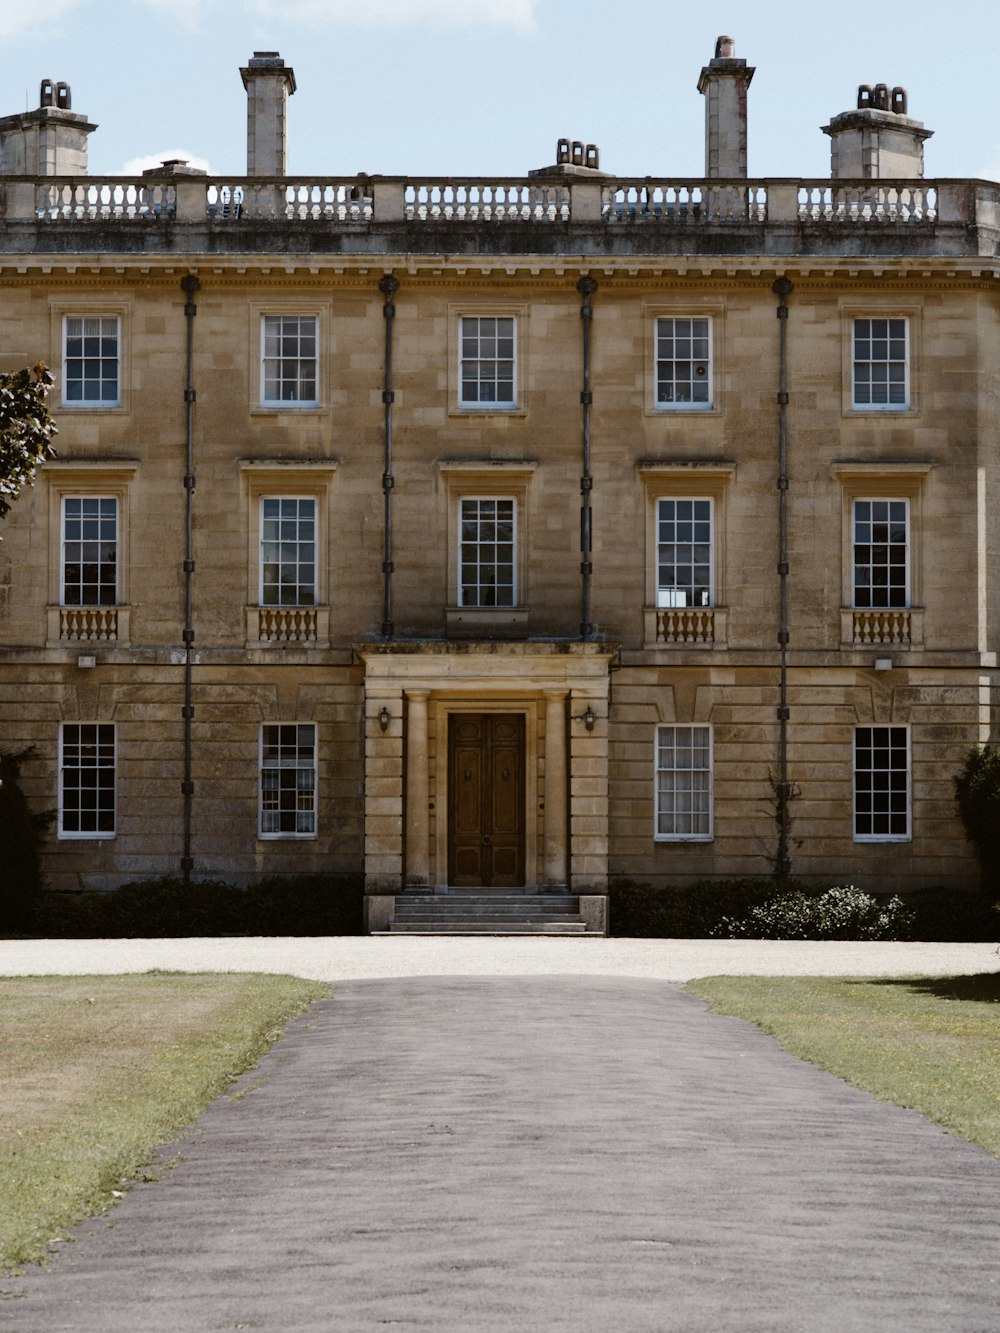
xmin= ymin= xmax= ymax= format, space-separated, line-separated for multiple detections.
xmin=251 ymin=605 xmax=328 ymax=646
xmin=650 ymin=606 xmax=718 ymax=646
xmin=851 ymin=608 xmax=912 ymax=646
xmin=59 ymin=606 xmax=120 ymax=641
xmin=2 ymin=176 xmax=985 ymax=230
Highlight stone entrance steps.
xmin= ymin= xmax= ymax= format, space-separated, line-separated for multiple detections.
xmin=385 ymin=892 xmax=596 ymax=935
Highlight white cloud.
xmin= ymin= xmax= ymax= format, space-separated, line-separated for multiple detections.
xmin=117 ymin=150 xmax=213 ymax=177
xmin=253 ymin=0 xmax=535 ymax=28
xmin=0 ymin=0 xmax=79 ymax=40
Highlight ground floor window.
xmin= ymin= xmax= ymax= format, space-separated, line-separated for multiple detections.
xmin=655 ymin=725 xmax=712 ymax=840
xmin=854 ymin=726 xmax=910 ymax=840
xmin=59 ymin=723 xmax=116 ymax=837
xmin=259 ymin=724 xmax=316 ymax=837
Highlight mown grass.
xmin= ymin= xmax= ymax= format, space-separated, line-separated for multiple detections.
xmin=687 ymin=973 xmax=1000 ymax=1157
xmin=0 ymin=972 xmax=329 ymax=1271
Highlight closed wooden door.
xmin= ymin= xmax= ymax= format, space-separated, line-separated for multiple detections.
xmin=448 ymin=714 xmax=525 ymax=887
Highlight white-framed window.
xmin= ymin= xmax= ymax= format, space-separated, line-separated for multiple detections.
xmin=656 ymin=497 xmax=713 ymax=608
xmin=654 ymin=316 xmax=712 ymax=409
xmin=854 ymin=726 xmax=910 ymax=841
xmin=63 ymin=315 xmax=120 ymax=407
xmin=259 ymin=724 xmax=317 ymax=838
xmin=459 ymin=315 xmax=516 ymax=408
xmin=61 ymin=496 xmax=118 ymax=607
xmin=852 ymin=498 xmax=908 ymax=609
xmin=655 ymin=725 xmax=713 ymax=840
xmin=459 ymin=497 xmax=517 ymax=607
xmin=261 ymin=314 xmax=318 ymax=406
xmin=259 ymin=497 xmax=316 ymax=607
xmin=59 ymin=723 xmax=116 ymax=838
xmin=852 ymin=317 xmax=908 ymax=410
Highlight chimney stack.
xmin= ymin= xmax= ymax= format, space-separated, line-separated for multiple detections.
xmin=0 ymin=80 xmax=97 ymax=176
xmin=823 ymin=84 xmax=932 ymax=179
xmin=241 ymin=51 xmax=296 ymax=177
xmin=697 ymin=36 xmax=754 ymax=178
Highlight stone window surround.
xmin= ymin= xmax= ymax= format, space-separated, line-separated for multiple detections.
xmin=841 ymin=300 xmax=920 ymax=417
xmin=638 ymin=461 xmax=735 ymax=650
xmin=44 ymin=459 xmax=139 ymax=649
xmin=239 ymin=459 xmax=337 ymax=649
xmin=438 ymin=459 xmax=536 ymax=633
xmin=50 ymin=298 xmax=131 ymax=413
xmin=249 ymin=301 xmax=328 ymax=415
xmin=643 ymin=300 xmax=724 ymax=418
xmin=830 ymin=461 xmax=930 ymax=651
xmin=448 ymin=303 xmax=528 ymax=417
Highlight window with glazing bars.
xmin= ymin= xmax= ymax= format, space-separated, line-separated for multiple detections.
xmin=459 ymin=498 xmax=516 ymax=607
xmin=656 ymin=498 xmax=712 ymax=607
xmin=655 ymin=725 xmax=713 ymax=839
xmin=459 ymin=316 xmax=516 ymax=406
xmin=260 ymin=724 xmax=316 ymax=837
xmin=261 ymin=315 xmax=318 ymax=404
xmin=60 ymin=723 xmax=116 ymax=837
xmin=854 ymin=726 xmax=910 ymax=840
xmin=260 ymin=497 xmax=316 ymax=606
xmin=63 ymin=316 xmax=119 ymax=405
xmin=852 ymin=499 xmax=908 ymax=608
xmin=655 ymin=317 xmax=712 ymax=407
xmin=62 ymin=497 xmax=118 ymax=606
xmin=852 ymin=318 xmax=908 ymax=408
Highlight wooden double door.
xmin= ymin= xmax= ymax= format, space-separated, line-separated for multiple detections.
xmin=448 ymin=714 xmax=525 ymax=887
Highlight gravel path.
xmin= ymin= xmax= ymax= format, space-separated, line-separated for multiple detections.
xmin=4 ymin=975 xmax=999 ymax=1332
xmin=1 ymin=935 xmax=997 ymax=981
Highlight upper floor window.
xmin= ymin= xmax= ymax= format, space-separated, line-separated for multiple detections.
xmin=59 ymin=723 xmax=116 ymax=838
xmin=854 ymin=726 xmax=910 ymax=841
xmin=459 ymin=497 xmax=516 ymax=607
xmin=260 ymin=723 xmax=316 ymax=838
xmin=61 ymin=497 xmax=118 ymax=607
xmin=853 ymin=499 xmax=908 ymax=609
xmin=852 ymin=317 xmax=908 ymax=410
xmin=260 ymin=497 xmax=316 ymax=607
xmin=459 ymin=316 xmax=516 ymax=409
xmin=655 ymin=316 xmax=712 ymax=409
xmin=261 ymin=315 xmax=318 ymax=406
xmin=655 ymin=724 xmax=713 ymax=841
xmin=63 ymin=315 xmax=120 ymax=407
xmin=656 ymin=498 xmax=713 ymax=608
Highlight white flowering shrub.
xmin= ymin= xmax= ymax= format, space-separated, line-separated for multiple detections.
xmin=711 ymin=884 xmax=915 ymax=941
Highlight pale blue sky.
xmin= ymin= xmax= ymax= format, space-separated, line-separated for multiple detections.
xmin=0 ymin=0 xmax=995 ymax=181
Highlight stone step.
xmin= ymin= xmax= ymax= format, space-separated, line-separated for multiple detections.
xmin=393 ymin=904 xmax=580 ymax=917
xmin=388 ymin=921 xmax=591 ymax=935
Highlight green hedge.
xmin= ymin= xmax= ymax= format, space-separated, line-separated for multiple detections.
xmin=25 ymin=874 xmax=364 ymax=938
xmin=608 ymin=877 xmax=998 ymax=941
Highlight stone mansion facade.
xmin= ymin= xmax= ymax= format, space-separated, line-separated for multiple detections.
xmin=0 ymin=40 xmax=996 ymax=927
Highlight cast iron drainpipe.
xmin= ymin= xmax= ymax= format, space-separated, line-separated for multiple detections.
xmin=180 ymin=274 xmax=200 ymax=885
xmin=773 ymin=275 xmax=794 ymax=878
xmin=379 ymin=274 xmax=399 ymax=638
xmin=577 ymin=276 xmax=597 ymax=640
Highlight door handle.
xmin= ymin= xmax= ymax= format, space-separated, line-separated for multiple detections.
xmin=481 ymin=834 xmax=492 ymax=846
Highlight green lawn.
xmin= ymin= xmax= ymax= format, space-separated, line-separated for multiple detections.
xmin=0 ymin=973 xmax=329 ymax=1271
xmin=687 ymin=973 xmax=1000 ymax=1157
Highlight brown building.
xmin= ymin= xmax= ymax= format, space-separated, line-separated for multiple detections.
xmin=0 ymin=42 xmax=995 ymax=931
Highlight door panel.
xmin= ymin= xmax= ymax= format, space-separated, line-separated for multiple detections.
xmin=448 ymin=714 xmax=525 ymax=887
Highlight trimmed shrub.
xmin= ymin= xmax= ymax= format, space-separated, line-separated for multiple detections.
xmin=26 ymin=874 xmax=364 ymax=939
xmin=609 ymin=877 xmax=800 ymax=938
xmin=954 ymin=746 xmax=1000 ymax=902
xmin=711 ymin=884 xmax=914 ymax=941
xmin=0 ymin=749 xmax=54 ymax=932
